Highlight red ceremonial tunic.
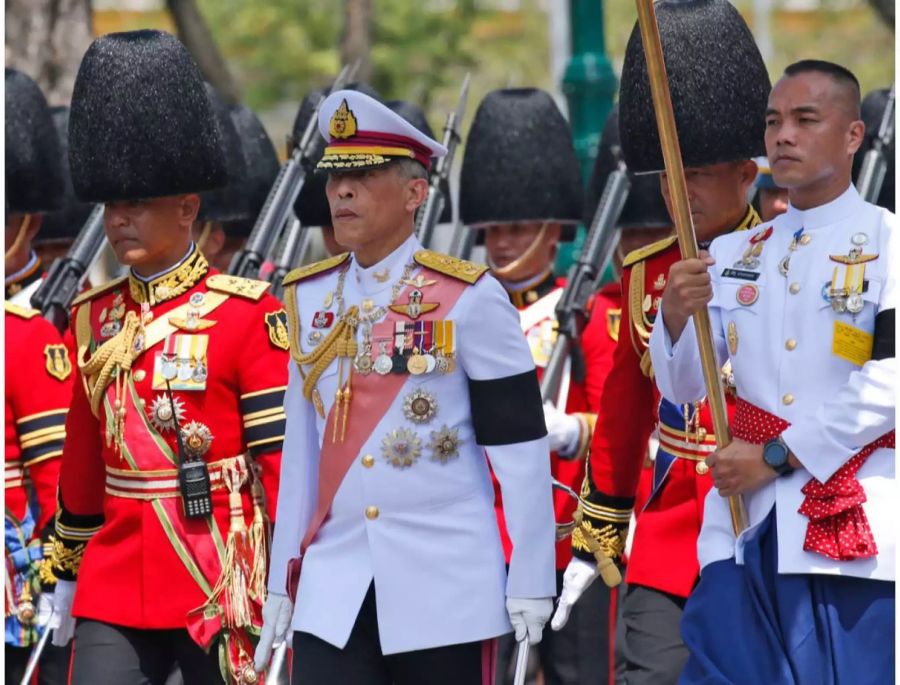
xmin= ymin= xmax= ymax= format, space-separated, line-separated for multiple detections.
xmin=575 ymin=208 xmax=758 ymax=598
xmin=52 ymin=246 xmax=289 ymax=632
xmin=5 ymin=304 xmax=72 ymax=533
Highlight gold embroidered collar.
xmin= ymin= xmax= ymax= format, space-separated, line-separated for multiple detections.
xmin=128 ymin=245 xmax=209 ymax=306
xmin=734 ymin=205 xmax=761 ymax=233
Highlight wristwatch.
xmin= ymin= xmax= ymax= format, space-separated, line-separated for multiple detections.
xmin=763 ymin=436 xmax=795 ymax=477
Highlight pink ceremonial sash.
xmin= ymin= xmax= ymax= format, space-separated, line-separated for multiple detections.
xmin=286 ymin=268 xmax=469 ymax=600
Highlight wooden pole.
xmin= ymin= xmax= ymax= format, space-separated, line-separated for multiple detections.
xmin=634 ymin=0 xmax=747 ymax=535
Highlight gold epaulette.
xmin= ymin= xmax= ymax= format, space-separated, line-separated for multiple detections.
xmin=622 ymin=235 xmax=678 ymax=269
xmin=206 ymin=274 xmax=271 ymax=301
xmin=283 ymin=253 xmax=351 ymax=287
xmin=414 ymin=249 xmax=488 ymax=284
xmin=71 ymin=276 xmax=128 ymax=308
xmin=4 ymin=302 xmax=40 ymax=319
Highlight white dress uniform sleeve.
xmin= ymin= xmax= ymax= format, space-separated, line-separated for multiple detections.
xmin=650 ymin=243 xmax=730 ymax=404
xmin=781 ymin=213 xmax=897 ymax=483
xmin=267 ymin=352 xmax=321 ymax=596
xmin=456 ymin=274 xmax=557 ymax=599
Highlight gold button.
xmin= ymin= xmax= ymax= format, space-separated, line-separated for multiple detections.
xmin=800 ymin=234 xmax=811 ymax=246
xmin=789 ymin=282 xmax=801 ymax=294
xmin=134 ymin=369 xmax=147 ymax=382
xmin=361 ymin=454 xmax=375 ymax=468
xmin=365 ymin=506 xmax=379 ymax=520
xmin=782 ymin=393 xmax=794 ymax=406
xmin=785 ymin=339 xmax=797 ymax=351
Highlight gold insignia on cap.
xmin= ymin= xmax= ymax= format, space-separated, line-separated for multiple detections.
xmin=329 ymin=99 xmax=358 ymax=140
xmin=265 ymin=309 xmax=290 ymax=351
xmin=44 ymin=344 xmax=72 ymax=381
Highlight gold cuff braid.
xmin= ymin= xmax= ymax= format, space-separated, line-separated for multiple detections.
xmin=49 ymin=538 xmax=86 ymax=577
xmin=571 ymin=508 xmax=624 ymax=587
xmin=571 ymin=514 xmax=628 ymax=561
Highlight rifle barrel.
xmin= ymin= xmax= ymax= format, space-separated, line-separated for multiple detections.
xmin=32 ymin=204 xmax=106 ymax=333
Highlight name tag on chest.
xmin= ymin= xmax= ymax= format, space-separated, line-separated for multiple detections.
xmin=720 ymin=268 xmax=761 ymax=282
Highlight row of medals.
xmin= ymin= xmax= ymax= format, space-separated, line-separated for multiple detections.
xmin=825 ymin=233 xmax=871 ymax=315
xmin=742 ymin=228 xmax=870 ymax=315
xmin=324 ymin=262 xmax=457 ymax=378
xmin=354 ymin=339 xmax=455 ymax=377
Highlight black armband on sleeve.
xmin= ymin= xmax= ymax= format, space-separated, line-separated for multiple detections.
xmin=872 ymin=309 xmax=895 ymax=361
xmin=467 ymin=370 xmax=547 ymax=445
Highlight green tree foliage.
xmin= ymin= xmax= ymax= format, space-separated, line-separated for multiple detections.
xmin=196 ymin=0 xmax=487 ymax=111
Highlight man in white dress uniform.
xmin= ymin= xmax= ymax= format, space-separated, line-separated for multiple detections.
xmin=650 ymin=60 xmax=895 ymax=684
xmin=254 ymin=89 xmax=557 ymax=684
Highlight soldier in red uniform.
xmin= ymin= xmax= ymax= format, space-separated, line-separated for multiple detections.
xmin=458 ymin=87 xmax=604 ymax=685
xmin=551 ymin=3 xmax=771 ymax=683
xmin=4 ymin=66 xmax=71 ymax=685
xmin=575 ymin=107 xmax=676 ymax=685
xmin=47 ymin=31 xmax=289 ymax=684
xmin=5 ymin=304 xmax=74 ymax=684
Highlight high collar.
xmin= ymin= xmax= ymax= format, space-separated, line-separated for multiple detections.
xmin=351 ymin=233 xmax=420 ymax=296
xmin=128 ymin=243 xmax=209 ymax=306
xmin=498 ymin=268 xmax=556 ymax=309
xmin=781 ymin=184 xmax=860 ymax=232
xmin=5 ymin=251 xmax=42 ymax=299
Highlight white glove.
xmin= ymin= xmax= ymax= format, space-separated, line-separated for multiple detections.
xmin=37 ymin=591 xmax=54 ymax=627
xmin=50 ymin=579 xmax=77 ymax=647
xmin=506 ymin=597 xmax=553 ymax=645
xmin=253 ymin=592 xmax=294 ymax=673
xmin=542 ymin=401 xmax=582 ymax=457
xmin=550 ymin=558 xmax=599 ymax=631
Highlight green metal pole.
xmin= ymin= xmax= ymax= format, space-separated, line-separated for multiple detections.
xmin=556 ymin=0 xmax=617 ymax=275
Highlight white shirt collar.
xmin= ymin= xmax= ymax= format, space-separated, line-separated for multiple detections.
xmin=352 ymin=233 xmax=420 ymax=295
xmin=782 ymin=184 xmax=861 ymax=231
xmin=495 ymin=268 xmax=553 ymax=294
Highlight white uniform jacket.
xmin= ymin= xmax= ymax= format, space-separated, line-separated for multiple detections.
xmin=650 ymin=185 xmax=895 ymax=581
xmin=269 ymin=234 xmax=557 ymax=654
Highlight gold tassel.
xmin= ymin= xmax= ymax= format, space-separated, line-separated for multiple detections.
xmin=246 ymin=460 xmax=269 ymax=604
xmin=78 ymin=310 xmax=144 ymax=453
xmin=206 ymin=459 xmax=254 ymax=629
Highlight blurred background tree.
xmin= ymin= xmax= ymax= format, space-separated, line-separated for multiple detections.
xmin=5 ymin=0 xmax=895 ymax=151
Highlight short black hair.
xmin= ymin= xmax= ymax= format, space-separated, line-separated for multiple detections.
xmin=783 ymin=60 xmax=861 ymax=115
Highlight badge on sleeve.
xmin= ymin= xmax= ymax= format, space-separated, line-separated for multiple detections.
xmin=44 ymin=344 xmax=72 ymax=381
xmin=265 ymin=309 xmax=290 ymax=350
xmin=832 ymin=321 xmax=873 ymax=366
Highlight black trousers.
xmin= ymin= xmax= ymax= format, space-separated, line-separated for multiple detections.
xmin=6 ymin=642 xmax=71 ymax=685
xmin=621 ymin=584 xmax=687 ymax=685
xmin=495 ymin=569 xmax=612 ymax=685
xmin=68 ymin=620 xmax=223 ymax=685
xmin=292 ymin=584 xmax=494 ymax=685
